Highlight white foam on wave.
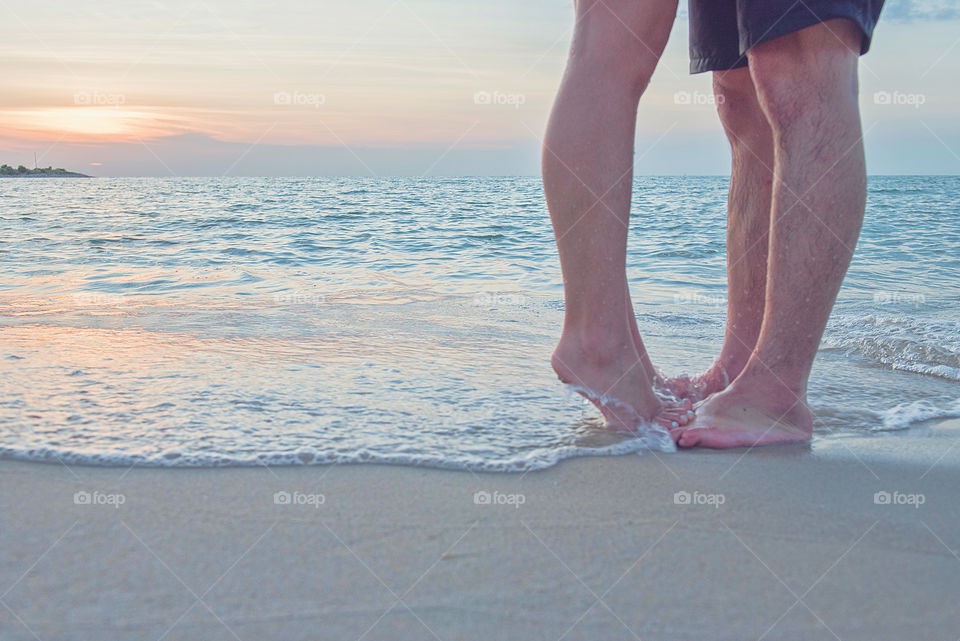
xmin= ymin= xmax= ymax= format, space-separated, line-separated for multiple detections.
xmin=893 ymin=363 xmax=960 ymax=381
xmin=561 ymin=383 xmax=677 ymax=452
xmin=823 ymin=314 xmax=960 ymax=381
xmin=0 ymin=435 xmax=666 ymax=472
xmin=874 ymin=398 xmax=960 ymax=431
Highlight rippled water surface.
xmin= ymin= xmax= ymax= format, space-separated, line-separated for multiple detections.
xmin=0 ymin=176 xmax=958 ymax=469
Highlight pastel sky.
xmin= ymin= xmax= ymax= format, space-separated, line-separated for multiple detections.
xmin=2 ymin=0 xmax=958 ymax=176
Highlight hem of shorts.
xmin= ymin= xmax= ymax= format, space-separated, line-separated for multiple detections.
xmin=689 ymin=55 xmax=749 ymax=75
xmin=741 ymin=7 xmax=874 ymax=57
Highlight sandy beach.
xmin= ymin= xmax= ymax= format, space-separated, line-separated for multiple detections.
xmin=3 ymin=0 xmax=958 ymax=637
xmin=2 ymin=420 xmax=959 ymax=641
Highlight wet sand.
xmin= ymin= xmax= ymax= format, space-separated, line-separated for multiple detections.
xmin=2 ymin=420 xmax=959 ymax=640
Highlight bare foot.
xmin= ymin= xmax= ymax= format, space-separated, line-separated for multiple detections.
xmin=672 ymin=377 xmax=812 ymax=449
xmin=552 ymin=336 xmax=692 ymax=434
xmin=660 ymin=362 xmax=731 ymax=403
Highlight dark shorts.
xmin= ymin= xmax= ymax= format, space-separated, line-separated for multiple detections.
xmin=689 ymin=0 xmax=885 ymax=74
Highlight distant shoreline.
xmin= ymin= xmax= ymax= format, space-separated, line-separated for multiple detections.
xmin=0 ymin=164 xmax=90 ymax=178
xmin=0 ymin=173 xmax=91 ymax=178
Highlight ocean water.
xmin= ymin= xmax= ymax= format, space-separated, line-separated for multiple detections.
xmin=0 ymin=176 xmax=958 ymax=470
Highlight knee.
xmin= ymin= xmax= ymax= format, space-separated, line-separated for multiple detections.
xmin=746 ymin=51 xmax=815 ymax=130
xmin=746 ymin=21 xmax=861 ymax=133
xmin=713 ymin=69 xmax=769 ymax=144
xmin=569 ymin=0 xmax=677 ymax=90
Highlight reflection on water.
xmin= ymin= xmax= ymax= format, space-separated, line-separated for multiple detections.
xmin=0 ymin=176 xmax=958 ymax=469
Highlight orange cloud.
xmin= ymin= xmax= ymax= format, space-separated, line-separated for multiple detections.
xmin=2 ymin=106 xmax=187 ymax=144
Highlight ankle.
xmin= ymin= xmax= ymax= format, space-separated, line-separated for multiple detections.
xmin=712 ymin=354 xmax=745 ymax=383
xmin=555 ymin=326 xmax=634 ymax=366
xmin=732 ymin=365 xmax=807 ymax=407
xmin=715 ymin=337 xmax=759 ymax=380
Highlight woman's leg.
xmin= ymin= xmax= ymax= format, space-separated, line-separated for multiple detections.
xmin=544 ymin=0 xmax=686 ymax=430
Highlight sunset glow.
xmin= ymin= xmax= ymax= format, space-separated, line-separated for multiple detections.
xmin=5 ymin=107 xmax=176 ymax=140
xmin=1 ymin=0 xmax=958 ymax=175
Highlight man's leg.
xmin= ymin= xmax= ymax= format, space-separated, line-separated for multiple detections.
xmin=545 ymin=0 xmax=690 ymax=430
xmin=676 ymin=18 xmax=866 ymax=448
xmin=666 ymin=67 xmax=774 ymax=402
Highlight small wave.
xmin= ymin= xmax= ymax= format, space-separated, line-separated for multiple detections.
xmin=823 ymin=315 xmax=960 ymax=381
xmin=87 ymin=236 xmax=145 ymax=245
xmin=869 ymin=187 xmax=927 ymax=194
xmin=873 ymin=398 xmax=960 ymax=431
xmin=0 ymin=437 xmax=664 ymax=472
xmin=561 ymin=383 xmax=676 ymax=452
xmin=894 ymin=363 xmax=960 ymax=381
xmin=226 ymin=203 xmax=261 ymax=212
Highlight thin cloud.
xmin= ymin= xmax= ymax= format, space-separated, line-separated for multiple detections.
xmin=882 ymin=0 xmax=960 ymax=21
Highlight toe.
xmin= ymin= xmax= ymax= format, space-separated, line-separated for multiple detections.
xmin=656 ymin=416 xmax=681 ymax=431
xmin=660 ymin=407 xmax=690 ymax=426
xmin=678 ymin=427 xmax=747 ymax=449
xmin=660 ymin=407 xmax=682 ymax=420
xmin=676 ymin=427 xmax=704 ymax=448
